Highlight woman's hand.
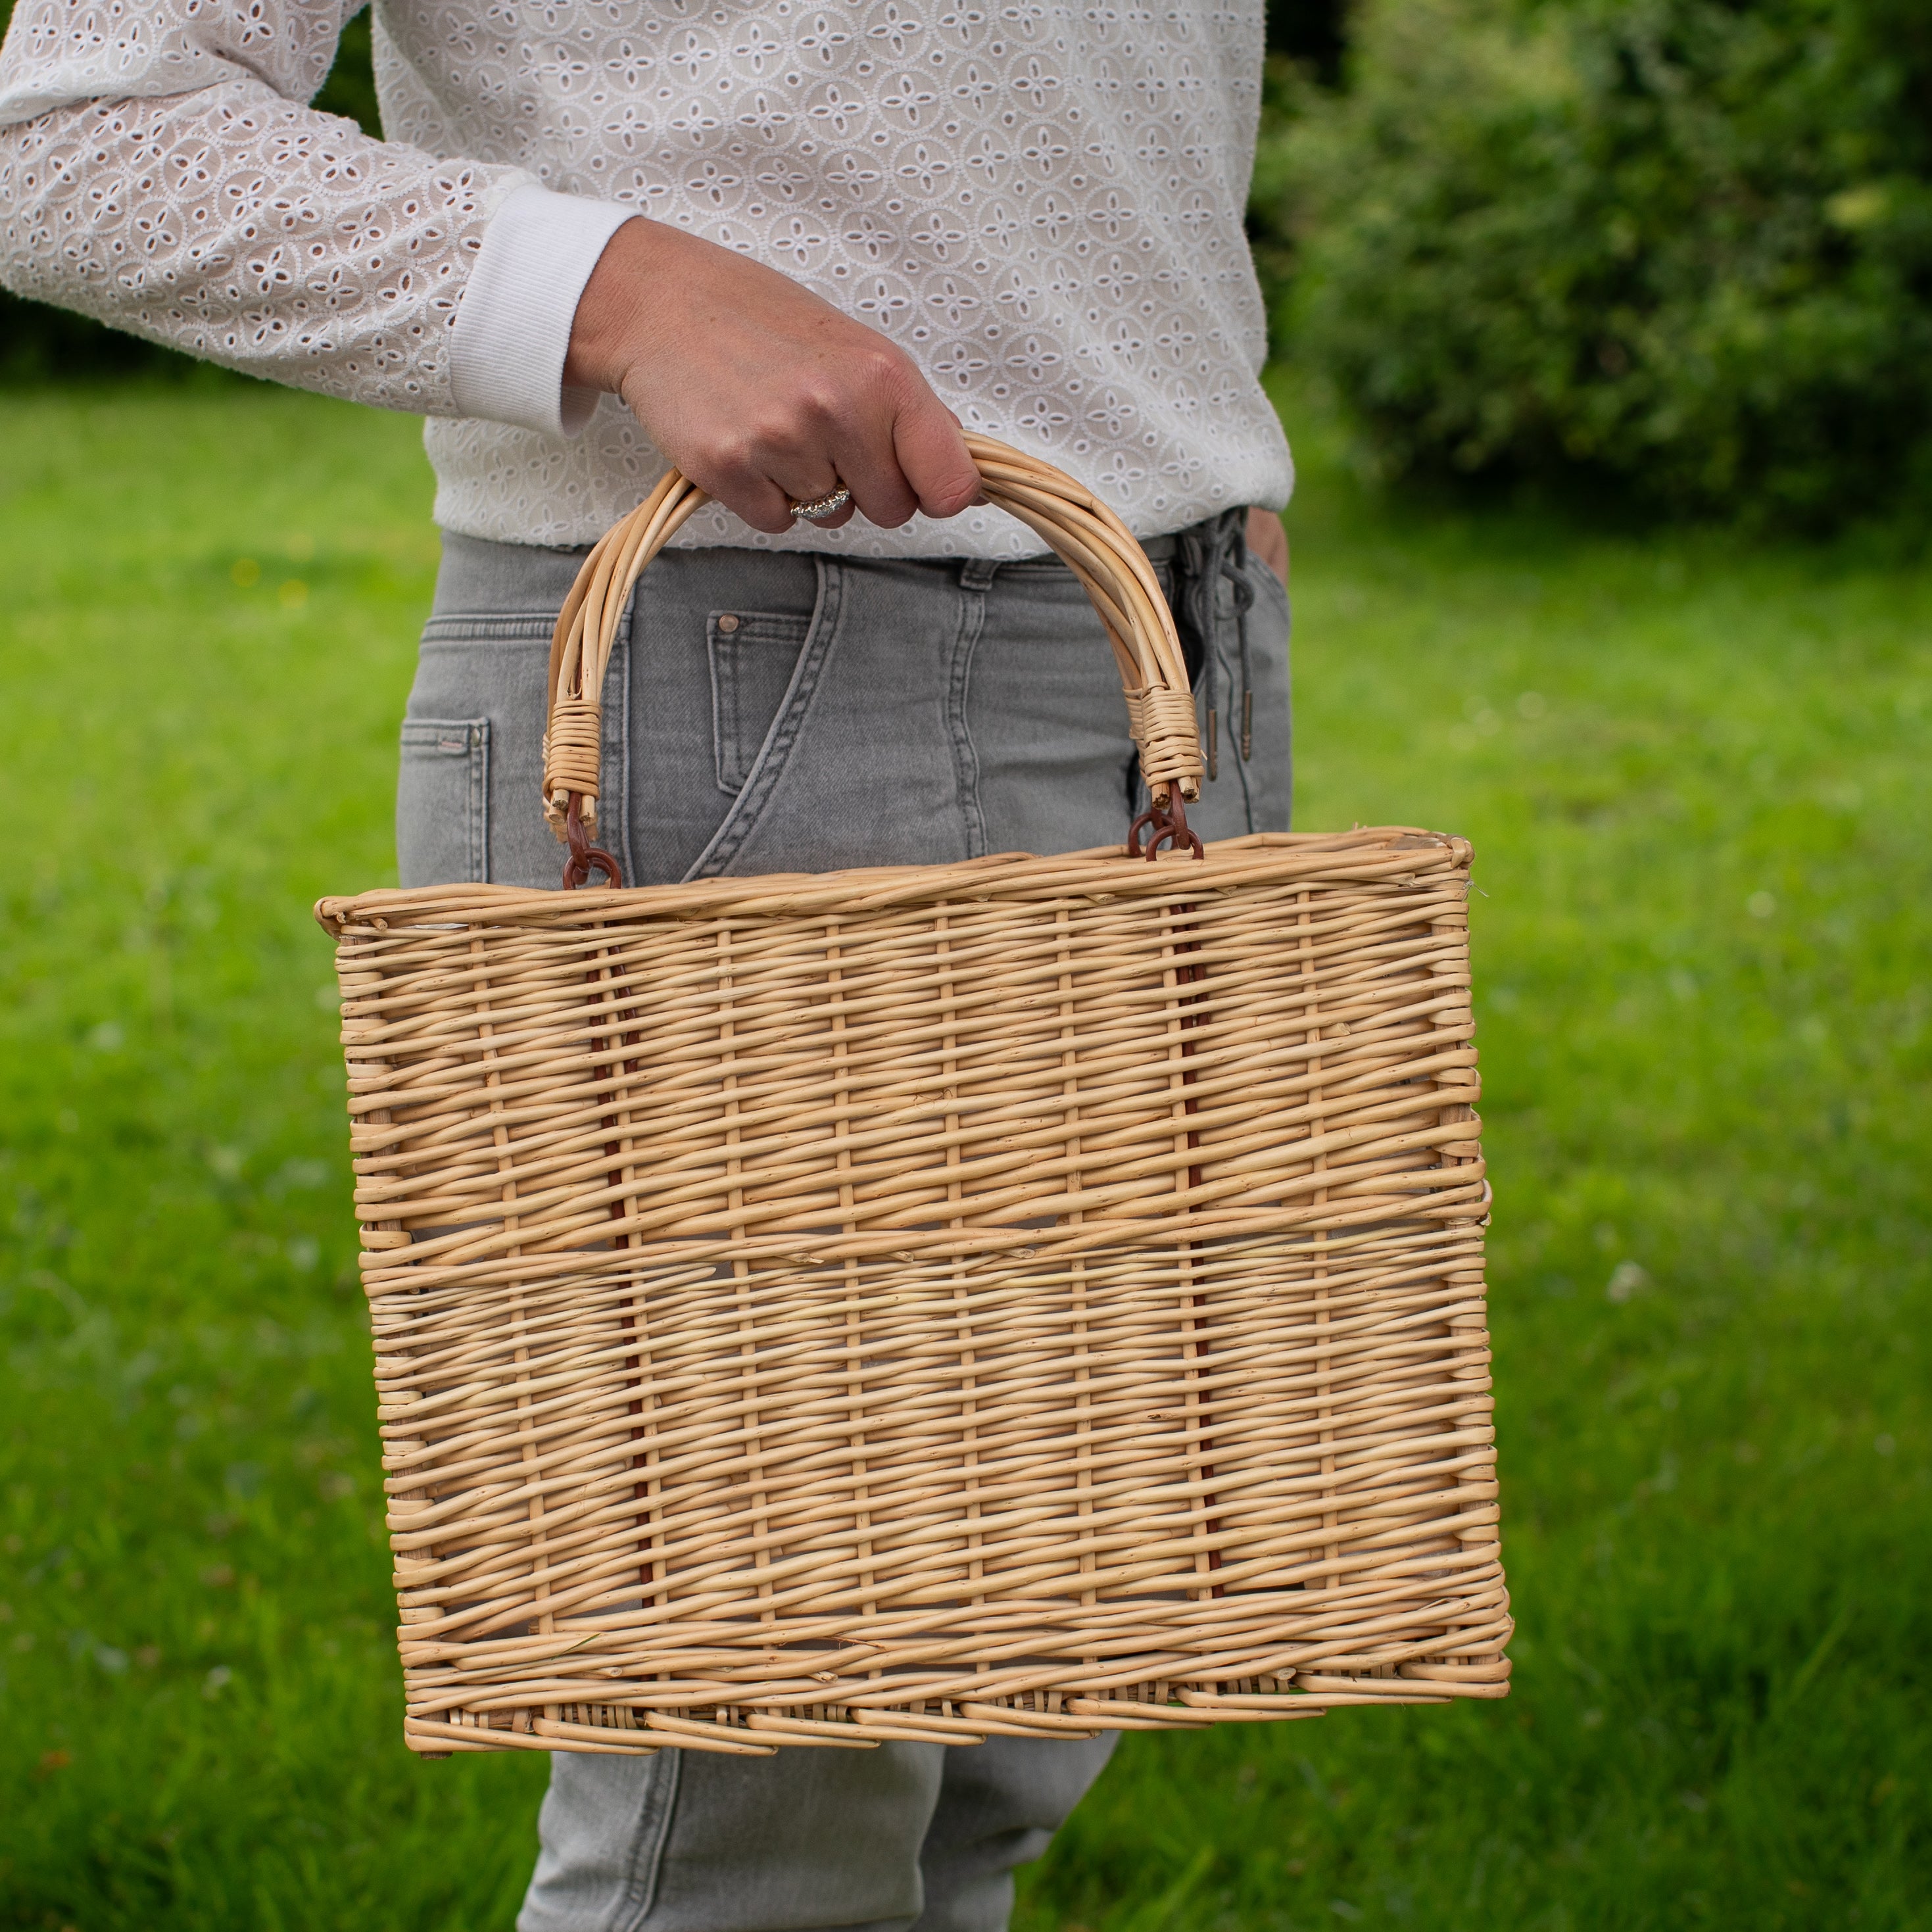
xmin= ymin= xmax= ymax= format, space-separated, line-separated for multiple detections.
xmin=1245 ymin=507 xmax=1288 ymax=585
xmin=564 ymin=218 xmax=981 ymax=535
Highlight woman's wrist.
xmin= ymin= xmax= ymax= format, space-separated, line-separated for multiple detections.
xmin=562 ymin=216 xmax=666 ymax=395
xmin=1246 ymin=507 xmax=1289 ymax=585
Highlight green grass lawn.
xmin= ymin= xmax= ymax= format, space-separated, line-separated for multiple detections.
xmin=1 ymin=384 xmax=1927 ymax=1931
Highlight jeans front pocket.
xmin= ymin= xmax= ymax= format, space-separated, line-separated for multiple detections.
xmin=708 ymin=611 xmax=811 ymax=794
xmin=397 ymin=717 xmax=491 ymax=886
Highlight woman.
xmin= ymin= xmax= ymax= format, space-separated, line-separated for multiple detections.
xmin=0 ymin=0 xmax=1293 ymax=1921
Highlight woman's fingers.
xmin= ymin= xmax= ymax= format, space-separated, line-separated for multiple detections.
xmin=763 ymin=444 xmax=867 ymax=531
xmin=822 ymin=435 xmax=918 ymax=530
xmin=823 ymin=357 xmax=977 ymax=528
xmin=795 ymin=498 xmax=858 ymax=530
xmin=708 ymin=468 xmax=805 ymax=535
xmin=892 ymin=392 xmax=982 ymax=521
xmin=742 ymin=388 xmax=964 ymax=533
xmin=771 ymin=473 xmax=859 ymax=531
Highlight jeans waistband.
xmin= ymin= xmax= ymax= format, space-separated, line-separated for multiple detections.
xmin=1137 ymin=508 xmax=1244 ymax=566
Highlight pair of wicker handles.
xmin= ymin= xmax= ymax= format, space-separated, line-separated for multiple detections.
xmin=541 ymin=435 xmax=1207 ymax=886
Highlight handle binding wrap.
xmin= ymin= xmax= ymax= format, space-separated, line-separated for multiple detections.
xmin=543 ymin=437 xmax=1205 ymax=844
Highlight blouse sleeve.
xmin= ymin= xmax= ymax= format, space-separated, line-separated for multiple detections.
xmin=0 ymin=0 xmax=531 ymax=414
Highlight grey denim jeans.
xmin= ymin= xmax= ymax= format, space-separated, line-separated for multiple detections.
xmin=400 ymin=519 xmax=1290 ymax=893
xmin=521 ymin=1736 xmax=1118 ymax=1932
xmin=396 ymin=521 xmax=1291 ymax=1932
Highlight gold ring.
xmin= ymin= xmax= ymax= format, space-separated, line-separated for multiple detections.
xmin=787 ymin=487 xmax=852 ymax=521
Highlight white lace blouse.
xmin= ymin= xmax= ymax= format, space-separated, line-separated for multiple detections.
xmin=0 ymin=0 xmax=1294 ymax=554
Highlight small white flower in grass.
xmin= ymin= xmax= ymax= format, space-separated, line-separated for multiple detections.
xmin=203 ymin=1665 xmax=232 ymax=1698
xmin=1606 ymin=1261 xmax=1649 ymax=1303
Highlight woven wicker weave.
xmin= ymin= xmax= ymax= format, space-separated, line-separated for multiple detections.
xmin=318 ymin=441 xmax=1509 ymax=1756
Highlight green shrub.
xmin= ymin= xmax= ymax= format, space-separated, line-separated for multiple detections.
xmin=1255 ymin=0 xmax=1932 ymax=525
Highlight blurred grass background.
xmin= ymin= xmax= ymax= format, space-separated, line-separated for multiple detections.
xmin=1 ymin=381 xmax=1926 ymax=1929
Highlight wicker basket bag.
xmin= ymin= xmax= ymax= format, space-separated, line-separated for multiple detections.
xmin=317 ymin=439 xmax=1509 ymax=1757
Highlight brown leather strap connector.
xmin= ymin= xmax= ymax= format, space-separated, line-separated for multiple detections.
xmin=1127 ymin=786 xmax=1204 ymax=860
xmin=562 ymin=792 xmax=623 ymax=888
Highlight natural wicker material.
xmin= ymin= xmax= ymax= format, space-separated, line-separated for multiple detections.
xmin=318 ymin=443 xmax=1509 ymax=1757
xmin=540 ymin=435 xmax=1207 ymax=851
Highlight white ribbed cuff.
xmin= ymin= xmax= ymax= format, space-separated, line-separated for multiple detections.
xmin=449 ymin=184 xmax=637 ymax=439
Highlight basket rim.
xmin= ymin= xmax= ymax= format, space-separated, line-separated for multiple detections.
xmin=316 ymin=826 xmax=1472 ymax=936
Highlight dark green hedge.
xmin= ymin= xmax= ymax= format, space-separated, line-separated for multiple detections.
xmin=1254 ymin=0 xmax=1932 ymax=525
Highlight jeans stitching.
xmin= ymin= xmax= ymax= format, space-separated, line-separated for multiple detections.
xmin=946 ymin=569 xmax=988 ymax=861
xmin=1213 ymin=631 xmax=1257 ymax=834
xmin=615 ymin=600 xmax=637 ymax=890
xmin=471 ymin=721 xmax=492 ymax=883
xmin=707 ymin=614 xmax=815 ymax=795
xmin=610 ymin=1749 xmax=683 ymax=1932
xmin=684 ymin=559 xmax=845 ymax=880
xmin=420 ymin=614 xmax=557 ymax=642
xmin=1240 ymin=554 xmax=1290 ymax=833
xmin=398 ymin=719 xmax=491 ymax=886
xmin=707 ymin=616 xmax=740 ymax=794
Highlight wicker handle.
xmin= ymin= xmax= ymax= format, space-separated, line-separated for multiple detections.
xmin=541 ymin=436 xmax=1203 ymax=850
